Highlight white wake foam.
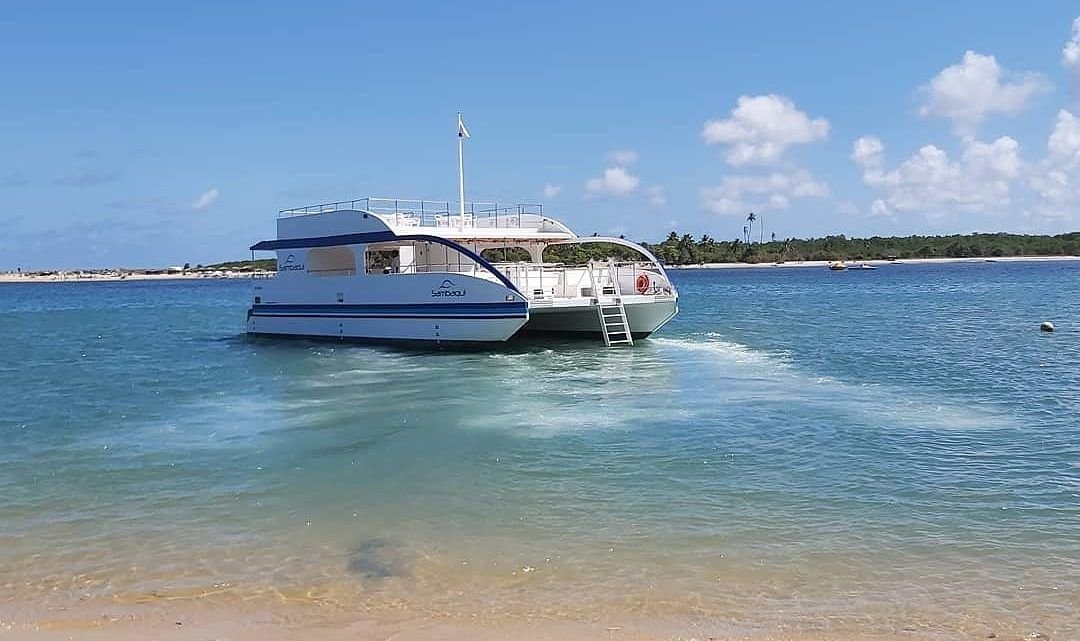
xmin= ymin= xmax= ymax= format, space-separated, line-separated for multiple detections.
xmin=651 ymin=334 xmax=1015 ymax=432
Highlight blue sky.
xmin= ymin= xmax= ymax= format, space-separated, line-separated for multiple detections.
xmin=2 ymin=1 xmax=1079 ymax=268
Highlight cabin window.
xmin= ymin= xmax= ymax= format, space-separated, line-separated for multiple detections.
xmin=365 ymin=247 xmax=401 ymax=274
xmin=365 ymin=243 xmax=424 ymax=274
xmin=307 ymin=246 xmax=357 ymax=276
xmin=542 ymin=242 xmax=642 ymax=265
xmin=480 ymin=247 xmax=531 ymax=262
xmin=366 ymin=241 xmax=478 ymax=276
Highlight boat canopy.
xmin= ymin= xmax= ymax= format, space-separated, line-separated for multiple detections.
xmin=249 ymin=231 xmax=521 ymax=292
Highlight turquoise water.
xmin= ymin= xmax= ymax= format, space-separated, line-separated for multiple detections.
xmin=1 ymin=262 xmax=1078 ymax=638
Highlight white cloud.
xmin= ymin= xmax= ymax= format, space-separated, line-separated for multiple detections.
xmin=701 ymin=169 xmax=829 ymax=215
xmin=702 ymin=94 xmax=829 ymax=166
xmin=607 ymin=149 xmax=638 ymax=166
xmin=853 ymin=135 xmax=1022 ymax=216
xmin=835 ymin=200 xmax=860 ymax=215
xmin=768 ymin=194 xmax=790 ymax=209
xmin=1065 ymin=17 xmax=1080 ymax=74
xmin=585 ymin=167 xmax=639 ymax=197
xmin=543 ymin=183 xmax=562 ymax=199
xmin=646 ymin=185 xmax=667 ymax=206
xmin=852 ymin=135 xmax=885 ymax=166
xmin=192 ymin=188 xmax=219 ymax=211
xmin=966 ymin=137 xmax=1022 ymax=177
xmin=1029 ymin=109 xmax=1080 ymax=218
xmin=919 ymin=51 xmax=1048 ymax=139
xmin=1047 ymin=109 xmax=1080 ymax=161
xmin=855 ymin=108 xmax=1080 ymax=225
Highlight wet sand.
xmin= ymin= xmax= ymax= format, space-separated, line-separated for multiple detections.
xmin=0 ymin=601 xmax=1052 ymax=641
xmin=2 ymin=569 xmax=1073 ymax=641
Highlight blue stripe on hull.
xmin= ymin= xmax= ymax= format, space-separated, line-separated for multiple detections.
xmin=244 ymin=332 xmax=520 ymax=346
xmin=250 ymin=302 xmax=527 ymax=315
xmin=250 ymin=313 xmax=526 ymax=320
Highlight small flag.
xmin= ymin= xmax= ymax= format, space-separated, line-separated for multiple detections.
xmin=458 ymin=114 xmax=471 ymax=139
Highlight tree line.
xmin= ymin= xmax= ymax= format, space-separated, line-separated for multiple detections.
xmin=641 ymin=231 xmax=1080 ymax=265
xmin=208 ymin=230 xmax=1080 ymax=271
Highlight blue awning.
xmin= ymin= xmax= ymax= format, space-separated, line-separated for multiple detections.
xmin=249 ymin=232 xmax=520 ymax=294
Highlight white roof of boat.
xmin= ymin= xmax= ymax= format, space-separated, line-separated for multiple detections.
xmin=278 ymin=197 xmax=578 ymax=241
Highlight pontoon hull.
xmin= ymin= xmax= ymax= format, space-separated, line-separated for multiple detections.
xmin=521 ymin=299 xmax=677 ymax=338
xmin=246 ymin=273 xmax=530 ymax=343
xmin=247 ymin=311 xmax=527 ymax=342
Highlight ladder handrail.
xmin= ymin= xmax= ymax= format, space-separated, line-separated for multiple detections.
xmin=587 ymin=260 xmax=600 ymax=300
xmin=591 ymin=260 xmax=633 ymax=347
xmin=606 ymin=259 xmax=620 ymax=297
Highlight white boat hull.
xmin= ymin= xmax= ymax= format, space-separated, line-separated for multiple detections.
xmin=523 ymin=298 xmax=677 ymax=338
xmin=248 ymin=312 xmax=527 ymax=342
xmin=246 ymin=273 xmax=529 ymax=343
xmin=246 ymin=298 xmax=678 ymax=343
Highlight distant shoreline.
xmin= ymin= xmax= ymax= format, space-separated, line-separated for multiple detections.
xmin=1 ymin=254 xmax=1077 ymax=284
xmin=666 ymin=255 xmax=1080 ymax=269
xmin=0 ymin=270 xmax=273 ymax=284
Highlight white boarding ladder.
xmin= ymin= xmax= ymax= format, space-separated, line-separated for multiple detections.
xmin=588 ymin=261 xmax=633 ymax=347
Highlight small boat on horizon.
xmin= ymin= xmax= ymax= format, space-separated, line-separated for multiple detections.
xmin=849 ymin=263 xmax=878 ymax=270
xmin=828 ymin=261 xmax=847 ymax=271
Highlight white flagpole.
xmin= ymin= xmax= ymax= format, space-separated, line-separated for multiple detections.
xmin=457 ymin=112 xmax=466 ymax=229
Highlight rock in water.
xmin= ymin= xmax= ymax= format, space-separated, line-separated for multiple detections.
xmin=1040 ymin=321 xmax=1055 ymax=333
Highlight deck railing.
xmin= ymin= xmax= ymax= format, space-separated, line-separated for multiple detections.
xmin=278 ymin=197 xmax=544 ymax=229
xmin=490 ymin=260 xmax=670 ymax=299
xmin=352 ymin=259 xmax=672 ymax=299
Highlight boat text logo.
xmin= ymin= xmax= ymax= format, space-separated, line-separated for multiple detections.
xmin=279 ymin=253 xmax=305 ymax=272
xmin=432 ymin=279 xmax=467 ymax=297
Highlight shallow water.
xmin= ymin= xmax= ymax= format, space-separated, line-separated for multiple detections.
xmin=1 ymin=262 xmax=1078 ymax=638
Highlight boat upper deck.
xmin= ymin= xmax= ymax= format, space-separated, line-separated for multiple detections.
xmin=279 ymin=197 xmax=576 ymax=240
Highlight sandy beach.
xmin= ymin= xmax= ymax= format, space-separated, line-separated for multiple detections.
xmin=0 ymin=270 xmax=273 ymax=283
xmin=667 ymin=255 xmax=1080 ymax=269
xmin=1 ymin=592 xmax=1046 ymax=641
xmin=2 ymin=255 xmax=1077 ymax=284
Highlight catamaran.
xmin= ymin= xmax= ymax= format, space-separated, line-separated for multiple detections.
xmin=245 ymin=115 xmax=678 ymax=346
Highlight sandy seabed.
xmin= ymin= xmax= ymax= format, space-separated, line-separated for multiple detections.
xmin=1 ymin=589 xmax=1069 ymax=641
xmin=0 ymin=609 xmax=1039 ymax=641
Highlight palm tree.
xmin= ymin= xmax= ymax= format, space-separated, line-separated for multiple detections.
xmin=742 ymin=225 xmax=749 ymax=244
xmin=771 ymin=232 xmax=776 ymax=243
xmin=746 ymin=212 xmax=756 ymax=244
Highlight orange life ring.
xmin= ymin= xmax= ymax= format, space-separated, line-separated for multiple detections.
xmin=635 ymin=273 xmax=650 ymax=294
